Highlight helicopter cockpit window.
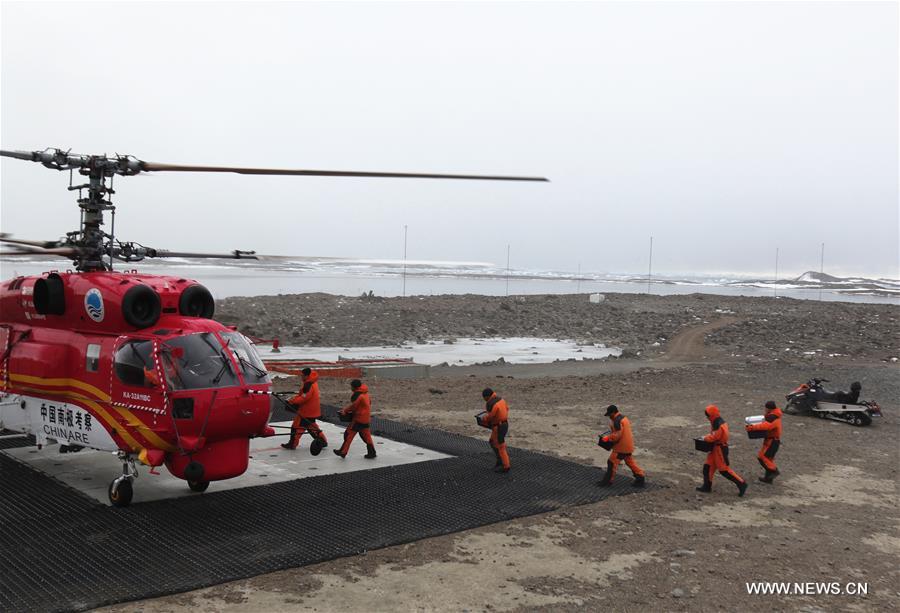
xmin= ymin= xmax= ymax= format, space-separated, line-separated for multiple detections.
xmin=160 ymin=332 xmax=239 ymax=390
xmin=113 ymin=340 xmax=157 ymax=388
xmin=220 ymin=331 xmax=270 ymax=384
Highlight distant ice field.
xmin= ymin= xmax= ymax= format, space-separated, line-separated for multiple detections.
xmin=1 ymin=256 xmax=897 ymax=304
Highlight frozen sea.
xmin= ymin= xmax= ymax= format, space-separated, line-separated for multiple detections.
xmin=1 ymin=255 xmax=897 ymax=305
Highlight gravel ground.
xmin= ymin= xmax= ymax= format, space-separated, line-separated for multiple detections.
xmin=101 ymin=293 xmax=899 ymax=612
xmin=216 ymin=292 xmax=899 ymax=363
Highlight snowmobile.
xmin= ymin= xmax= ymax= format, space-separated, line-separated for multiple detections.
xmin=784 ymin=378 xmax=882 ymax=426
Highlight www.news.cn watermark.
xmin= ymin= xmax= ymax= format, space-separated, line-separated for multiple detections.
xmin=746 ymin=582 xmax=868 ymax=596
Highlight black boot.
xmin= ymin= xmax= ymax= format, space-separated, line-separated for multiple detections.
xmin=333 ymin=448 xmax=346 ymax=458
xmin=492 ymin=447 xmax=502 ymax=468
xmin=632 ymin=475 xmax=646 ymax=488
xmin=597 ymin=461 xmax=615 ymax=487
xmin=721 ymin=470 xmax=748 ymax=497
xmin=696 ymin=465 xmax=712 ymax=492
xmin=759 ymin=468 xmax=780 ymax=483
xmin=281 ymin=429 xmax=297 ymax=450
xmin=364 ymin=444 xmax=377 ymax=459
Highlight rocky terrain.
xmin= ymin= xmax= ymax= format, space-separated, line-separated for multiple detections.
xmin=217 ymin=292 xmax=900 ymax=363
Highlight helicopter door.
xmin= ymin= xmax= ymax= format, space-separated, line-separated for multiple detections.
xmin=109 ymin=338 xmax=168 ymax=418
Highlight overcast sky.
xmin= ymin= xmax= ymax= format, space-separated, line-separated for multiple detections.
xmin=1 ymin=1 xmax=897 ymax=277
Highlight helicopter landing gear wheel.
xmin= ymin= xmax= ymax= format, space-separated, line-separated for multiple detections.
xmin=108 ymin=477 xmax=133 ymax=507
xmin=109 ymin=453 xmax=138 ymax=507
xmin=188 ymin=480 xmax=210 ymax=493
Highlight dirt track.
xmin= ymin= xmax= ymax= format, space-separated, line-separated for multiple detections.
xmin=100 ymin=295 xmax=899 ymax=613
xmin=660 ymin=316 xmax=741 ymax=362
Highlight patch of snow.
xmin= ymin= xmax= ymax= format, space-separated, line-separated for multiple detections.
xmin=261 ymin=337 xmax=621 ymax=366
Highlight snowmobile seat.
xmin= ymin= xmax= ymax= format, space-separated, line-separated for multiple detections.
xmin=830 ymin=383 xmax=862 ymax=404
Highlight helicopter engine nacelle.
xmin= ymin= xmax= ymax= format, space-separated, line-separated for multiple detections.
xmin=56 ymin=274 xmax=163 ymax=330
xmin=33 ymin=273 xmax=66 ymax=315
xmin=2 ymin=272 xmax=219 ymax=331
xmin=179 ymin=284 xmax=215 ymax=318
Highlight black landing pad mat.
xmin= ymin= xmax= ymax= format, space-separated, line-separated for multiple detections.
xmin=0 ymin=409 xmax=653 ymax=612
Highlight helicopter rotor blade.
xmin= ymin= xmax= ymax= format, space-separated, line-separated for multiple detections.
xmin=139 ymin=161 xmax=549 ymax=182
xmin=0 ymin=251 xmax=50 ymax=257
xmin=2 ymin=149 xmax=549 ymax=181
xmin=0 ymin=150 xmax=37 ymax=162
xmin=0 ymin=244 xmax=79 ymax=257
xmin=146 ymin=249 xmax=258 ymax=260
xmin=0 ymin=233 xmax=65 ymax=249
xmin=111 ymin=243 xmax=258 ymax=261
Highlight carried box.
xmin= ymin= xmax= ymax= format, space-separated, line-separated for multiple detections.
xmin=745 ymin=415 xmax=767 ymax=439
xmin=694 ymin=438 xmax=713 ymax=452
xmin=598 ymin=430 xmax=613 ymax=450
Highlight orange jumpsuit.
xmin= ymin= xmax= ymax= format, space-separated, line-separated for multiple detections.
xmin=700 ymin=405 xmax=747 ymax=495
xmin=337 ymin=384 xmax=374 ymax=456
xmin=285 ymin=371 xmax=327 ymax=449
xmin=143 ymin=367 xmax=160 ymax=387
xmin=600 ymin=410 xmax=644 ymax=483
xmin=746 ymin=406 xmax=782 ymax=477
xmin=483 ymin=393 xmax=510 ymax=471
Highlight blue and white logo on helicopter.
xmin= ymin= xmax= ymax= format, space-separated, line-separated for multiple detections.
xmin=84 ymin=288 xmax=104 ymax=322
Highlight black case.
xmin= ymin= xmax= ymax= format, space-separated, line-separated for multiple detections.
xmin=694 ymin=438 xmax=714 ymax=452
xmin=598 ymin=430 xmax=614 ymax=450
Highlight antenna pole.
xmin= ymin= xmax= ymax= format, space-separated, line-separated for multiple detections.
xmin=506 ymin=244 xmax=510 ymax=297
xmin=774 ymin=247 xmax=779 ymax=298
xmin=647 ymin=236 xmax=653 ymax=294
xmin=819 ymin=242 xmax=825 ymax=300
xmin=402 ymin=224 xmax=408 ymax=297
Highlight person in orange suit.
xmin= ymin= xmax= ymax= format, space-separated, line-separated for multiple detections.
xmin=481 ymin=388 xmax=510 ymax=473
xmin=143 ymin=366 xmax=160 ymax=387
xmin=282 ymin=368 xmax=328 ymax=451
xmin=746 ymin=400 xmax=782 ymax=483
xmin=697 ymin=405 xmax=747 ymax=496
xmin=334 ymin=379 xmax=376 ymax=459
xmin=598 ymin=404 xmax=645 ymax=488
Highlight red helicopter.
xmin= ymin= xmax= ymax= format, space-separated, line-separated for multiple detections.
xmin=0 ymin=147 xmax=546 ymax=506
